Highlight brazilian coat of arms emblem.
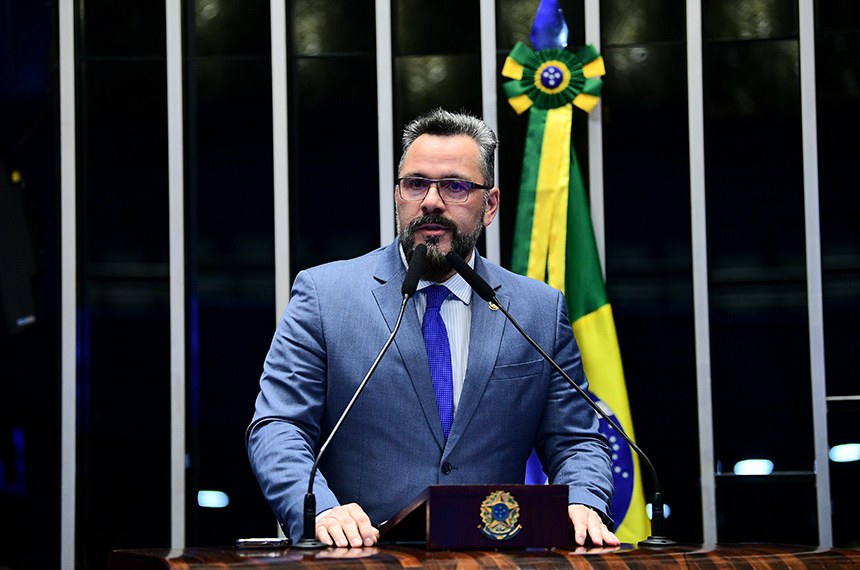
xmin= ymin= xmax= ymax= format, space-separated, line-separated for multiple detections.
xmin=478 ymin=490 xmax=522 ymax=540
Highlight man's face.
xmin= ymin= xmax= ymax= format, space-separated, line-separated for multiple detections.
xmin=396 ymin=134 xmax=500 ymax=281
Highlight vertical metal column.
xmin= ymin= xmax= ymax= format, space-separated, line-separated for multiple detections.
xmin=270 ymin=5 xmax=290 ymax=537
xmin=798 ymin=0 xmax=832 ymax=548
xmin=271 ymin=0 xmax=290 ymax=317
xmin=584 ymin=0 xmax=606 ymax=278
xmin=376 ymin=0 xmax=395 ymax=246
xmin=166 ymin=0 xmax=186 ymax=548
xmin=60 ymin=0 xmax=77 ymax=566
xmin=686 ymin=0 xmax=718 ymax=544
xmin=479 ymin=0 xmax=501 ymax=264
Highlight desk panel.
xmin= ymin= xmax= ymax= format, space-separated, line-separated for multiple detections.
xmin=108 ymin=543 xmax=860 ymax=569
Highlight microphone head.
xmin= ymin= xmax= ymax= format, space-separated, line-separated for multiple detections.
xmin=402 ymin=244 xmax=427 ymax=296
xmin=444 ymin=251 xmax=496 ymax=302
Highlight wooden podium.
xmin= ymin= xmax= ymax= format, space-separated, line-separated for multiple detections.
xmin=377 ymin=484 xmax=570 ymax=549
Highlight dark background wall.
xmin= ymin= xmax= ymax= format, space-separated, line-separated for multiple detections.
xmin=0 ymin=1 xmax=858 ymax=568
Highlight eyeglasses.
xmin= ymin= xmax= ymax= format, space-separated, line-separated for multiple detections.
xmin=396 ymin=177 xmax=490 ymax=204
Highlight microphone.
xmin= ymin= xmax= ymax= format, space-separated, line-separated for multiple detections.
xmin=293 ymin=244 xmax=427 ymax=548
xmin=445 ymin=251 xmax=675 ymax=548
xmin=402 ymin=243 xmax=427 ymax=297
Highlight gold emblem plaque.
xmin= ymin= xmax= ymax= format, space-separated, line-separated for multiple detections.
xmin=478 ymin=490 xmax=522 ymax=540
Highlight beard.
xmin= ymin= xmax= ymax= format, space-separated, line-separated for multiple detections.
xmin=398 ymin=212 xmax=485 ymax=282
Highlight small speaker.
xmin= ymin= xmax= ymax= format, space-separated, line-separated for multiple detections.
xmin=0 ymin=159 xmax=38 ymax=334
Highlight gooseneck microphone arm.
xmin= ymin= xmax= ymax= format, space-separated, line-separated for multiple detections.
xmin=294 ymin=244 xmax=428 ymax=549
xmin=444 ymin=251 xmax=675 ymax=548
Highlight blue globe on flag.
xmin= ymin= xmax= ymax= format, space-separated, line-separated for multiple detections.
xmin=593 ymin=393 xmax=635 ymax=524
xmin=524 ymin=391 xmax=634 ymax=526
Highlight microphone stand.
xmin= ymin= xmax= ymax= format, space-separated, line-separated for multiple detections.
xmin=293 ymin=245 xmax=427 ymax=548
xmin=445 ymin=252 xmax=675 ymax=547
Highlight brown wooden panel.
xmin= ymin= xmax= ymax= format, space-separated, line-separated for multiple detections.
xmin=108 ymin=544 xmax=860 ymax=570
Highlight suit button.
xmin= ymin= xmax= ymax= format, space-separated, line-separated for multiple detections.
xmin=441 ymin=462 xmax=453 ymax=475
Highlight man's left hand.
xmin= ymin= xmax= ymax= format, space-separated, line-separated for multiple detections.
xmin=568 ymin=504 xmax=621 ymax=547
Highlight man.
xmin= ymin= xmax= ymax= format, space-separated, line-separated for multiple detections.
xmin=247 ymin=108 xmax=618 ymax=549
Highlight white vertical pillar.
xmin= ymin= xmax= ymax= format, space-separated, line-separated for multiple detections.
xmin=584 ymin=0 xmax=605 ymax=278
xmin=686 ymin=0 xmax=717 ymax=544
xmin=798 ymin=0 xmax=832 ymax=548
xmin=165 ymin=0 xmax=186 ymax=548
xmin=59 ymin=0 xmax=77 ymax=567
xmin=479 ymin=0 xmax=501 ymax=264
xmin=271 ymin=4 xmax=291 ymax=537
xmin=271 ymin=0 xmax=290 ymax=317
xmin=376 ymin=0 xmax=395 ymax=246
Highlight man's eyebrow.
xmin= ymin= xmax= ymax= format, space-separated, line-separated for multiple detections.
xmin=401 ymin=173 xmax=469 ymax=180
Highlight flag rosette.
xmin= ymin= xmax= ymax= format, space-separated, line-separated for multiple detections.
xmin=502 ymin=41 xmax=605 ymax=114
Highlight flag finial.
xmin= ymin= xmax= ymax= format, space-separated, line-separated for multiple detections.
xmin=531 ymin=0 xmax=569 ymax=50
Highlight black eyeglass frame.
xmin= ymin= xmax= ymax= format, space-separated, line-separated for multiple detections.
xmin=395 ymin=176 xmax=491 ymax=204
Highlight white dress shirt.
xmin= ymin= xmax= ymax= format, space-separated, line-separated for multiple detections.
xmin=400 ymin=246 xmax=475 ymax=413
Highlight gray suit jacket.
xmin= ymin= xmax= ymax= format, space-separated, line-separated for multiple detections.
xmin=246 ymin=240 xmax=613 ymax=542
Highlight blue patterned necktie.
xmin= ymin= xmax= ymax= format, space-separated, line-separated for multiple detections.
xmin=422 ymin=284 xmax=454 ymax=440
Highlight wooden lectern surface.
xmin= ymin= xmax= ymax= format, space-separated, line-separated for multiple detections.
xmin=108 ymin=543 xmax=860 ymax=569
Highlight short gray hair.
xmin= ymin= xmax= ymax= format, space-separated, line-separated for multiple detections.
xmin=399 ymin=108 xmax=498 ymax=188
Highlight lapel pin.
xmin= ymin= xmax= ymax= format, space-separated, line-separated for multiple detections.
xmin=488 ymin=302 xmax=499 ymax=311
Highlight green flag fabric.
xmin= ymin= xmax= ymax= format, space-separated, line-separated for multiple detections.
xmin=503 ymin=39 xmax=651 ymax=544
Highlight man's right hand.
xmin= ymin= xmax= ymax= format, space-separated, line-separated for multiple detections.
xmin=316 ymin=503 xmax=379 ymax=547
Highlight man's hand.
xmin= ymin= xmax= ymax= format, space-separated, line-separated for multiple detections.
xmin=316 ymin=503 xmax=379 ymax=548
xmin=568 ymin=504 xmax=621 ymax=547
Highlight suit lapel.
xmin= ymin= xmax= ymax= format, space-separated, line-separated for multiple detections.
xmin=372 ymin=243 xmax=447 ymax=449
xmin=445 ymin=256 xmax=507 ymax=452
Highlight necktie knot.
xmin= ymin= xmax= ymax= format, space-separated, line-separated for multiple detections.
xmin=424 ymin=284 xmax=450 ymax=310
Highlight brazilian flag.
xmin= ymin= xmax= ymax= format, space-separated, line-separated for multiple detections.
xmin=502 ymin=16 xmax=650 ymax=544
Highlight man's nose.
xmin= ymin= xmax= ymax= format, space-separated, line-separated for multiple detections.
xmin=421 ymin=183 xmax=445 ymax=212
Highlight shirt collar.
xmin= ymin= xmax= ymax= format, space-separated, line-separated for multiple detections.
xmin=398 ymin=244 xmax=475 ymax=305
